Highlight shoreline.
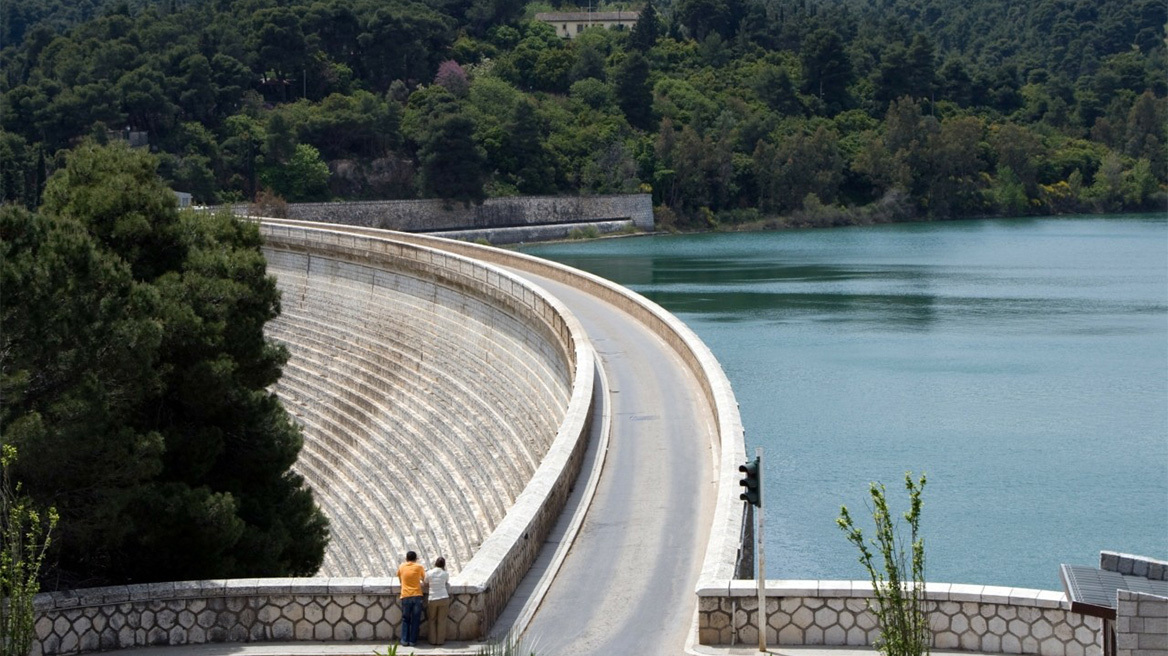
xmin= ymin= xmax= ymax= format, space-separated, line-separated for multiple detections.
xmin=514 ymin=208 xmax=1167 ymax=248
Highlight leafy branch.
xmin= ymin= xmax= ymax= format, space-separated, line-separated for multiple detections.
xmin=1 ymin=444 xmax=57 ymax=656
xmin=837 ymin=472 xmax=930 ymax=656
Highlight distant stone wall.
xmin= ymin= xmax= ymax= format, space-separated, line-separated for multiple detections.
xmin=231 ymin=194 xmax=654 ymax=234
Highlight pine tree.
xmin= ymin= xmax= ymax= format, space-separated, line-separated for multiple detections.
xmin=420 ymin=111 xmax=488 ymax=205
xmin=630 ymin=0 xmax=660 ymax=52
xmin=1 ymin=142 xmax=328 ymax=586
xmin=616 ymin=51 xmax=655 ymax=131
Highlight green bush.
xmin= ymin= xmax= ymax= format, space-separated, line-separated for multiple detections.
xmin=838 ymin=473 xmax=930 ymax=656
xmin=1 ymin=445 xmax=56 ymax=656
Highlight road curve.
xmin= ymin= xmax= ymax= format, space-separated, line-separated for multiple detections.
xmin=511 ymin=270 xmax=719 ymax=655
xmin=253 ymin=220 xmax=726 ymax=652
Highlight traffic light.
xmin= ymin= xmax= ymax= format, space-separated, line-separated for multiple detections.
xmin=739 ymin=456 xmax=760 ymax=507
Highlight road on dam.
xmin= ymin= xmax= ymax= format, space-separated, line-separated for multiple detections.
xmin=506 ymin=269 xmax=719 ymax=655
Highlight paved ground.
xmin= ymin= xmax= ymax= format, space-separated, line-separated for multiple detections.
xmin=509 ymin=272 xmax=719 ymax=655
xmin=107 ymin=642 xmax=993 ymax=656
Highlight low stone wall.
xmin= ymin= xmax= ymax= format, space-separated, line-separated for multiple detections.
xmin=1102 ymin=552 xmax=1168 ymax=580
xmin=231 ymin=194 xmax=654 ymax=234
xmin=32 ymin=579 xmax=481 ymax=654
xmin=30 ymin=223 xmax=598 ymax=654
xmin=1108 ymin=553 xmax=1168 ymax=656
xmin=699 ymin=581 xmax=1102 ymax=656
xmin=429 ymin=219 xmax=634 ymax=245
xmin=1116 ymin=590 xmax=1168 ymax=656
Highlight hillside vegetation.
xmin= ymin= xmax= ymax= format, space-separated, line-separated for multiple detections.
xmin=0 ymin=0 xmax=1163 ymax=226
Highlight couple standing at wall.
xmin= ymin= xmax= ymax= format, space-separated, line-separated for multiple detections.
xmin=397 ymin=551 xmax=451 ymax=647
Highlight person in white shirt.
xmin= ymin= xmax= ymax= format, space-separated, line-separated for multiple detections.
xmin=425 ymin=557 xmax=451 ymax=645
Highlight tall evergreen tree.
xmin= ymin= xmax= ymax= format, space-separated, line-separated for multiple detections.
xmin=616 ymin=50 xmax=655 ymax=131
xmin=1 ymin=142 xmax=328 ymax=586
xmin=419 ymin=111 xmax=488 ymax=205
xmin=801 ymin=28 xmax=854 ymax=113
xmin=629 ymin=0 xmax=660 ymax=52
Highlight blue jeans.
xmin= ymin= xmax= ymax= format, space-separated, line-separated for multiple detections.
xmin=401 ymin=596 xmax=423 ymax=644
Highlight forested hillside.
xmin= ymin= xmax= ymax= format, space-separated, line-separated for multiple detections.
xmin=0 ymin=0 xmax=1163 ymax=226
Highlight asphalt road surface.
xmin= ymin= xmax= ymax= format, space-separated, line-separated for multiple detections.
xmin=513 ymin=271 xmax=719 ymax=655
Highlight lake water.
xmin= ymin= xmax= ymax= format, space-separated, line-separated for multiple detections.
xmin=521 ymin=215 xmax=1168 ymax=591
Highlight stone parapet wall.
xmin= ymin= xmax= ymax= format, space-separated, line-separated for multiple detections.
xmin=1116 ymin=590 xmax=1168 ymax=656
xmin=698 ymin=582 xmax=1102 ymax=656
xmin=31 ymin=578 xmax=482 ymax=655
xmin=1101 ymin=552 xmax=1168 ymax=581
xmin=231 ymin=194 xmax=654 ymax=234
xmin=31 ymin=222 xmax=597 ymax=654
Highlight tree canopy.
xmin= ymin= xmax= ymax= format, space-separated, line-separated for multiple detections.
xmin=0 ymin=142 xmax=328 ymax=587
xmin=0 ymin=0 xmax=1162 ymax=223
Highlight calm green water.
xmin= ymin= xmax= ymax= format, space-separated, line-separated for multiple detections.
xmin=522 ymin=215 xmax=1168 ymax=591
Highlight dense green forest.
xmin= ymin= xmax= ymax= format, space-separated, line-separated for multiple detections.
xmin=0 ymin=0 xmax=1164 ymax=227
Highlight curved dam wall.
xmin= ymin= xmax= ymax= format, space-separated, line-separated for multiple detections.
xmin=283 ymin=225 xmax=1120 ymax=656
xmin=263 ymin=227 xmax=569 ymax=576
xmin=27 ymin=220 xmax=1135 ymax=656
xmin=27 ymin=223 xmax=596 ymax=654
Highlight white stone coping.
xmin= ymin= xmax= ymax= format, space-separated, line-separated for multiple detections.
xmin=34 ymin=221 xmax=596 ymax=627
xmin=699 ymin=579 xmax=1069 ymax=610
xmin=34 ymin=577 xmax=480 ymax=612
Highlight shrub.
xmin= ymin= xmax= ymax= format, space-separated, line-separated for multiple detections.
xmin=0 ymin=445 xmax=57 ymax=656
xmin=838 ymin=472 xmax=930 ymax=656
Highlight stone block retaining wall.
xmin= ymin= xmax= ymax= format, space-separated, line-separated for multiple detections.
xmin=698 ymin=582 xmax=1102 ymax=656
xmin=1116 ymin=590 xmax=1168 ymax=656
xmin=231 ymin=194 xmax=654 ymax=234
xmin=1102 ymin=552 xmax=1168 ymax=581
xmin=1109 ymin=553 xmax=1168 ymax=656
xmin=31 ymin=223 xmax=597 ymax=654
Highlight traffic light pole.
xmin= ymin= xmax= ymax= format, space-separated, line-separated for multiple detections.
xmin=755 ymin=446 xmax=767 ymax=651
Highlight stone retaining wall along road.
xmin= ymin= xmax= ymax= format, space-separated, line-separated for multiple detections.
xmin=30 ymin=222 xmax=597 ymax=654
xmin=231 ymin=194 xmax=654 ymax=235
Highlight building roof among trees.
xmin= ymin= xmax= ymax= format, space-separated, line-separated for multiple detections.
xmin=534 ymin=11 xmax=640 ymax=22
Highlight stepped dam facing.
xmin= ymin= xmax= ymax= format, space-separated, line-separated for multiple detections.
xmin=25 ymin=218 xmax=1162 ymax=656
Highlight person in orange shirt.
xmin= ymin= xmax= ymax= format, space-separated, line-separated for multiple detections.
xmin=397 ymin=551 xmax=426 ymax=647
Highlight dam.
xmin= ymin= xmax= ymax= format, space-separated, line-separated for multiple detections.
xmin=25 ymin=213 xmax=1162 ymax=656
